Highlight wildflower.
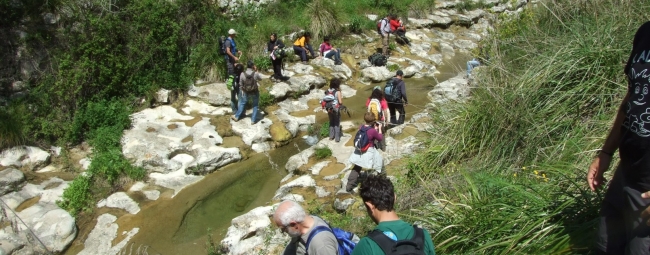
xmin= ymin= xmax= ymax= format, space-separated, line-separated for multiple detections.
xmin=514 ymin=173 xmax=517 ymax=177
xmin=534 ymin=170 xmax=538 ymax=175
xmin=542 ymin=173 xmax=546 ymax=178
xmin=522 ymin=166 xmax=526 ymax=170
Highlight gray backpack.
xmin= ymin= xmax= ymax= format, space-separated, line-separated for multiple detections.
xmin=240 ymin=72 xmax=257 ymax=93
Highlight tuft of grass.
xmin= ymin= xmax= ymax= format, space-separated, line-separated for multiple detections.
xmin=400 ymin=0 xmax=650 ymax=253
xmin=319 ymin=121 xmax=330 ymax=138
xmin=314 ymin=146 xmax=332 ymax=159
xmin=0 ymin=107 xmax=24 ymax=150
xmin=306 ymin=0 xmax=342 ymax=40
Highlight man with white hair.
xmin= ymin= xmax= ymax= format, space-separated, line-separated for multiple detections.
xmin=273 ymin=200 xmax=339 ymax=255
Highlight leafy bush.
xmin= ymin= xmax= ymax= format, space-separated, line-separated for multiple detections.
xmin=57 ymin=175 xmax=93 ymax=215
xmin=387 ymin=63 xmax=400 ymax=72
xmin=259 ymin=92 xmax=275 ymax=110
xmin=314 ymin=146 xmax=332 ymax=159
xmin=320 ymin=122 xmax=330 ymax=138
xmin=253 ymin=55 xmax=272 ymax=72
xmin=348 ymin=15 xmax=365 ymax=34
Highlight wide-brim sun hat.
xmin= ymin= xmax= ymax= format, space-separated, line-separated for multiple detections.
xmin=228 ymin=29 xmax=237 ymax=35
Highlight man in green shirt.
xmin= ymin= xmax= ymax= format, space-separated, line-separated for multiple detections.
xmin=351 ymin=174 xmax=436 ymax=255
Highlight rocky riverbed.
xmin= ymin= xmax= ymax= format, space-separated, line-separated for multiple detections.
xmin=0 ymin=0 xmax=537 ymax=254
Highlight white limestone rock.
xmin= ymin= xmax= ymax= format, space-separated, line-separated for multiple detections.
xmin=188 ymin=82 xmax=231 ymax=106
xmin=77 ymin=214 xmax=139 ymax=255
xmin=0 ymin=146 xmax=51 ymax=170
xmin=182 ymin=100 xmax=232 ymax=115
xmin=97 ymin=192 xmax=140 ymax=214
xmin=0 ymin=168 xmax=25 ymax=196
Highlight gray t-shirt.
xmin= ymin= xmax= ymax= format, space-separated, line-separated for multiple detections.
xmin=282 ymin=216 xmax=339 ymax=255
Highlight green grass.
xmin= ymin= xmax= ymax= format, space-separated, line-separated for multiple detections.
xmin=397 ymin=0 xmax=650 ymax=253
xmin=315 ymin=146 xmax=333 ymax=159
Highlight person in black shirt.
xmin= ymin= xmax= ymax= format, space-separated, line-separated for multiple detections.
xmin=268 ymin=33 xmax=287 ymax=81
xmin=588 ymin=21 xmax=650 ymax=254
xmin=387 ymin=70 xmax=408 ymax=125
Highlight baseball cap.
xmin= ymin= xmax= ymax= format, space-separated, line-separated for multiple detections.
xmin=228 ymin=29 xmax=237 ymax=35
xmin=373 ymin=86 xmax=381 ymax=91
xmin=395 ymin=70 xmax=404 ymax=76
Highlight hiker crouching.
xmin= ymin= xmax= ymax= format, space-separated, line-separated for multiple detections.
xmin=274 ymin=200 xmax=340 ymax=255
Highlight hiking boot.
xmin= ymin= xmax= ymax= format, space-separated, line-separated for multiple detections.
xmin=335 ymin=60 xmax=342 ymax=65
xmin=230 ymin=115 xmax=238 ymax=122
xmin=302 ymin=61 xmax=308 ymax=64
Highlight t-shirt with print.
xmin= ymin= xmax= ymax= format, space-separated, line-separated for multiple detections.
xmin=351 ymin=220 xmax=435 ymax=255
xmin=281 ymin=216 xmax=339 ymax=255
xmin=620 ymin=21 xmax=650 ymax=191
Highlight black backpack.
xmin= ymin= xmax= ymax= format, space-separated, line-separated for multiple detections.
xmin=384 ymin=78 xmax=402 ymax=102
xmin=368 ymin=53 xmax=387 ymax=66
xmin=367 ymin=225 xmax=426 ymax=255
xmin=219 ymin=36 xmax=227 ymax=55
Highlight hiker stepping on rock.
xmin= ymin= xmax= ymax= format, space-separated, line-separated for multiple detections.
xmin=384 ymin=70 xmax=408 ymax=125
xmin=321 ymin=78 xmax=344 ymax=142
xmin=346 ymin=112 xmax=384 ymax=193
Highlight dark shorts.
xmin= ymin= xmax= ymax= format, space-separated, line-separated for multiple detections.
xmin=597 ymin=169 xmax=650 ymax=254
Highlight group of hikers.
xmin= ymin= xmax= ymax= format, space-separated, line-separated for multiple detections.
xmin=274 ymin=174 xmax=436 ymax=255
xmin=222 ymin=24 xmax=424 ymax=254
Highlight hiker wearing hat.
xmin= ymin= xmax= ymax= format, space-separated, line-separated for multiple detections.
xmin=225 ymin=29 xmax=242 ymax=76
xmin=384 ymin=70 xmax=408 ymax=125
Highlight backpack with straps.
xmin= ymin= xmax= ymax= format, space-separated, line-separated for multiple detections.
xmin=384 ymin=78 xmax=402 ymax=102
xmin=368 ymin=98 xmax=383 ymax=122
xmin=368 ymin=53 xmax=388 ymax=67
xmin=321 ymin=89 xmax=339 ymax=112
xmin=353 ymin=125 xmax=373 ymax=153
xmin=240 ymin=72 xmax=257 ymax=93
xmin=306 ymin=225 xmax=357 ymax=255
xmin=367 ymin=225 xmax=426 ymax=255
xmin=377 ymin=17 xmax=388 ymax=35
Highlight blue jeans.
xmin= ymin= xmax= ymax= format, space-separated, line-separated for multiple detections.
xmin=230 ymin=84 xmax=239 ymax=112
xmin=467 ymin=59 xmax=480 ymax=76
xmin=325 ymin=49 xmax=341 ymax=61
xmin=293 ymin=45 xmax=315 ymax=62
xmin=235 ymin=91 xmax=259 ymax=123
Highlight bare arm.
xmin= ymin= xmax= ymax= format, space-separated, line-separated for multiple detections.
xmin=587 ymin=89 xmax=629 ymax=191
xmin=337 ymin=90 xmax=343 ymax=105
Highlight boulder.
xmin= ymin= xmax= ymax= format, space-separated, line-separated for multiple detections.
xmin=269 ymin=123 xmax=293 ymax=144
xmin=454 ymin=39 xmax=478 ymax=50
xmin=285 ymin=147 xmax=315 ymax=173
xmin=287 ymin=75 xmax=327 ymax=91
xmin=273 ymin=108 xmax=315 ymax=137
xmin=273 ymin=175 xmax=316 ymax=200
xmin=269 ymin=82 xmax=292 ymax=99
xmin=0 ymin=168 xmax=25 ymax=196
xmin=290 ymin=62 xmax=314 ymax=74
xmin=77 ymin=214 xmax=139 ymax=255
xmin=188 ymin=83 xmax=231 ymax=106
xmin=181 ymin=100 xmax=232 ymax=115
xmin=230 ymin=117 xmax=273 ymax=147
xmin=427 ymin=74 xmax=470 ymax=105
xmin=155 ymin=88 xmax=171 ymax=104
xmin=14 ymin=204 xmax=76 ymax=253
xmin=0 ymin=146 xmax=51 ymax=170
xmin=359 ymin=67 xmax=393 ymax=83
xmin=334 ymin=198 xmax=356 ymax=212
xmin=122 ymin=106 xmax=240 ymax=173
xmin=97 ymin=192 xmax=140 ymax=214
xmin=220 ymin=205 xmax=288 ymax=255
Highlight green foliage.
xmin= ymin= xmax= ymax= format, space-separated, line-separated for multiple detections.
xmin=306 ymin=0 xmax=342 ymax=40
xmin=320 ymin=122 xmax=330 ymax=138
xmin=57 ymin=175 xmax=93 ymax=215
xmin=387 ymin=63 xmax=400 ymax=72
xmin=307 ymin=199 xmax=375 ymax=235
xmin=314 ymin=146 xmax=332 ymax=159
xmin=348 ymin=15 xmax=365 ymax=34
xmin=253 ymin=55 xmax=271 ymax=72
xmin=388 ymin=42 xmax=397 ymax=51
xmin=402 ymin=0 xmax=650 ymax=253
xmin=0 ymin=107 xmax=24 ymax=149
xmin=259 ymin=92 xmax=275 ymax=110
xmin=69 ymin=100 xmax=131 ymax=144
xmin=409 ymin=0 xmax=437 ymax=18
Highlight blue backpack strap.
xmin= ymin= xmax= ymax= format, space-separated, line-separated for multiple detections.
xmin=305 ymin=225 xmax=333 ymax=254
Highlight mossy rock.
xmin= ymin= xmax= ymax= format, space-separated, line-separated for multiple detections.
xmin=269 ymin=123 xmax=292 ymax=143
